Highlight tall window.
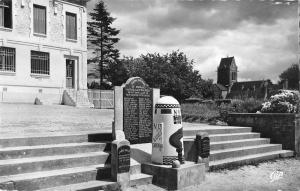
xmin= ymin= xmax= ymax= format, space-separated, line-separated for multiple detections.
xmin=66 ymin=12 xmax=77 ymax=40
xmin=33 ymin=4 xmax=46 ymax=34
xmin=0 ymin=0 xmax=12 ymax=28
xmin=0 ymin=47 xmax=15 ymax=72
xmin=231 ymin=72 xmax=236 ymax=81
xmin=31 ymin=51 xmax=49 ymax=75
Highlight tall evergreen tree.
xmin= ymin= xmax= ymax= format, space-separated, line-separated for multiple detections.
xmin=88 ymin=1 xmax=120 ymax=88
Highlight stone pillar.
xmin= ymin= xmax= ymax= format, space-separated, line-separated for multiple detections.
xmin=113 ymin=86 xmax=125 ymax=140
xmin=195 ymin=132 xmax=210 ymax=170
xmin=111 ymin=139 xmax=131 ymax=190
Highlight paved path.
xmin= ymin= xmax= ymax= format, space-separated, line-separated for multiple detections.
xmin=0 ymin=103 xmax=113 ymax=135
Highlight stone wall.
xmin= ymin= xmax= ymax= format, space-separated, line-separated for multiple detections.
xmin=227 ymin=113 xmax=300 ymax=155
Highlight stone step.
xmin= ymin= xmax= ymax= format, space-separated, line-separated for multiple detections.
xmin=76 ymin=104 xmax=93 ymax=108
xmin=0 ymin=165 xmax=107 ymax=191
xmin=184 ymin=132 xmax=261 ymax=142
xmin=183 ymin=126 xmax=252 ymax=136
xmin=0 ymin=142 xmax=107 ymax=160
xmin=209 ymin=144 xmax=282 ymax=161
xmin=0 ymin=151 xmax=109 ymax=176
xmin=37 ymin=180 xmax=116 ymax=191
xmin=210 ymin=138 xmax=270 ymax=151
xmin=0 ymin=134 xmax=88 ymax=148
xmin=209 ymin=132 xmax=261 ymax=142
xmin=130 ymin=159 xmax=142 ymax=175
xmin=36 ymin=173 xmax=152 ymax=191
xmin=209 ymin=150 xmax=294 ymax=171
xmin=130 ymin=173 xmax=153 ymax=187
xmin=95 ymin=159 xmax=142 ymax=180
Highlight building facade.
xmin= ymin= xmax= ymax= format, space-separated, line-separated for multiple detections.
xmin=0 ymin=0 xmax=88 ymax=104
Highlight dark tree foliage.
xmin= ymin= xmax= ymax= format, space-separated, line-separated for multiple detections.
xmin=279 ymin=64 xmax=299 ymax=90
xmin=88 ymin=1 xmax=120 ymax=86
xmin=117 ymin=51 xmax=214 ymax=102
xmin=106 ymin=60 xmax=129 ymax=86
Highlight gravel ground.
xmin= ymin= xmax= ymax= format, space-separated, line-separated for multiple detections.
xmin=0 ymin=103 xmax=114 ymax=134
xmin=129 ymin=158 xmax=300 ymax=191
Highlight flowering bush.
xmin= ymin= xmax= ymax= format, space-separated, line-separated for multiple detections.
xmin=260 ymin=90 xmax=300 ymax=113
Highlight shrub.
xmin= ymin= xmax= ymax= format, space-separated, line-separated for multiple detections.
xmin=181 ymin=98 xmax=264 ymax=123
xmin=260 ymin=90 xmax=300 ymax=113
xmin=181 ymin=103 xmax=219 ymax=122
xmin=240 ymin=98 xmax=263 ymax=113
xmin=218 ymin=99 xmax=263 ymax=122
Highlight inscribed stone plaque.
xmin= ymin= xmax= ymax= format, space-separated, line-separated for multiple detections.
xmin=118 ymin=145 xmax=130 ymax=173
xmin=123 ymin=77 xmax=153 ymax=144
xmin=201 ymin=137 xmax=210 ymax=158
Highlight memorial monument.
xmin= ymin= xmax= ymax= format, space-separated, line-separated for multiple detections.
xmin=142 ymin=96 xmax=206 ymax=190
xmin=114 ymin=77 xmax=160 ymax=143
xmin=152 ymin=96 xmax=184 ymax=164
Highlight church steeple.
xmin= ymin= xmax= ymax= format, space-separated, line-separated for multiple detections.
xmin=217 ymin=56 xmax=237 ymax=88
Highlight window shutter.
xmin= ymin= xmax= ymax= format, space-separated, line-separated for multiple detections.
xmin=71 ymin=14 xmax=76 ymax=39
xmin=34 ymin=5 xmax=46 ymax=34
xmin=66 ymin=12 xmax=77 ymax=40
xmin=0 ymin=7 xmax=3 ymax=27
xmin=66 ymin=13 xmax=70 ymax=38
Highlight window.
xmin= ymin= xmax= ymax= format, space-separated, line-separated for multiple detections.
xmin=66 ymin=12 xmax=77 ymax=40
xmin=31 ymin=51 xmax=49 ymax=75
xmin=33 ymin=4 xmax=46 ymax=34
xmin=0 ymin=0 xmax=12 ymax=29
xmin=0 ymin=47 xmax=15 ymax=72
xmin=232 ymin=72 xmax=236 ymax=81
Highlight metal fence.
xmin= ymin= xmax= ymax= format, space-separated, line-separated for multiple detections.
xmin=87 ymin=89 xmax=114 ymax=109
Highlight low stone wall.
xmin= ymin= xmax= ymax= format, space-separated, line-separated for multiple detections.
xmin=227 ymin=113 xmax=300 ymax=155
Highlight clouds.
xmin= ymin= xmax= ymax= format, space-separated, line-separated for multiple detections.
xmin=87 ymin=0 xmax=297 ymax=82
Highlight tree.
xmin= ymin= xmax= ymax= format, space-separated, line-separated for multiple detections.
xmin=118 ymin=50 xmax=214 ymax=102
xmin=279 ymin=64 xmax=299 ymax=90
xmin=88 ymin=1 xmax=120 ymax=88
xmin=106 ymin=60 xmax=129 ymax=86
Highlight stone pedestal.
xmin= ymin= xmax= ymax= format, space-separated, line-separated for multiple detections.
xmin=142 ymin=161 xmax=205 ymax=190
xmin=111 ymin=140 xmax=130 ymax=190
xmin=183 ymin=132 xmax=210 ymax=171
xmin=196 ymin=132 xmax=210 ymax=170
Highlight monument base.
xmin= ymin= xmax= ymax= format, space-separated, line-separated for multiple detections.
xmin=111 ymin=140 xmax=130 ymax=191
xmin=142 ymin=161 xmax=205 ymax=190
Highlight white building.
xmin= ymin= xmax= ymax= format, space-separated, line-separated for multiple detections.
xmin=0 ymin=0 xmax=91 ymax=106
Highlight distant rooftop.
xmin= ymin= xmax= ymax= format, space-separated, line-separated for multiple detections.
xmin=214 ymin=83 xmax=228 ymax=91
xmin=230 ymin=80 xmax=272 ymax=91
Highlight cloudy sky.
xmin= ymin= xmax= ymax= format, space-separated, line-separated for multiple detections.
xmin=87 ymin=0 xmax=298 ymax=83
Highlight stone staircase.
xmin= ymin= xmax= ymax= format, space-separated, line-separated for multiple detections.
xmin=183 ymin=125 xmax=294 ymax=170
xmin=0 ymin=133 xmax=152 ymax=191
xmin=63 ymin=89 xmax=94 ymax=108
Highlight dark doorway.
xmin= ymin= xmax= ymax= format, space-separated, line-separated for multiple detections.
xmin=66 ymin=59 xmax=75 ymax=88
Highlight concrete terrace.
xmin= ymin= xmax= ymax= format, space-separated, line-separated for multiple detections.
xmin=0 ymin=103 xmax=113 ymax=135
xmin=0 ymin=102 xmax=228 ymax=136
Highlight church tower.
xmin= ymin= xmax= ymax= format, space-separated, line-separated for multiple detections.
xmin=217 ymin=56 xmax=237 ymax=88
